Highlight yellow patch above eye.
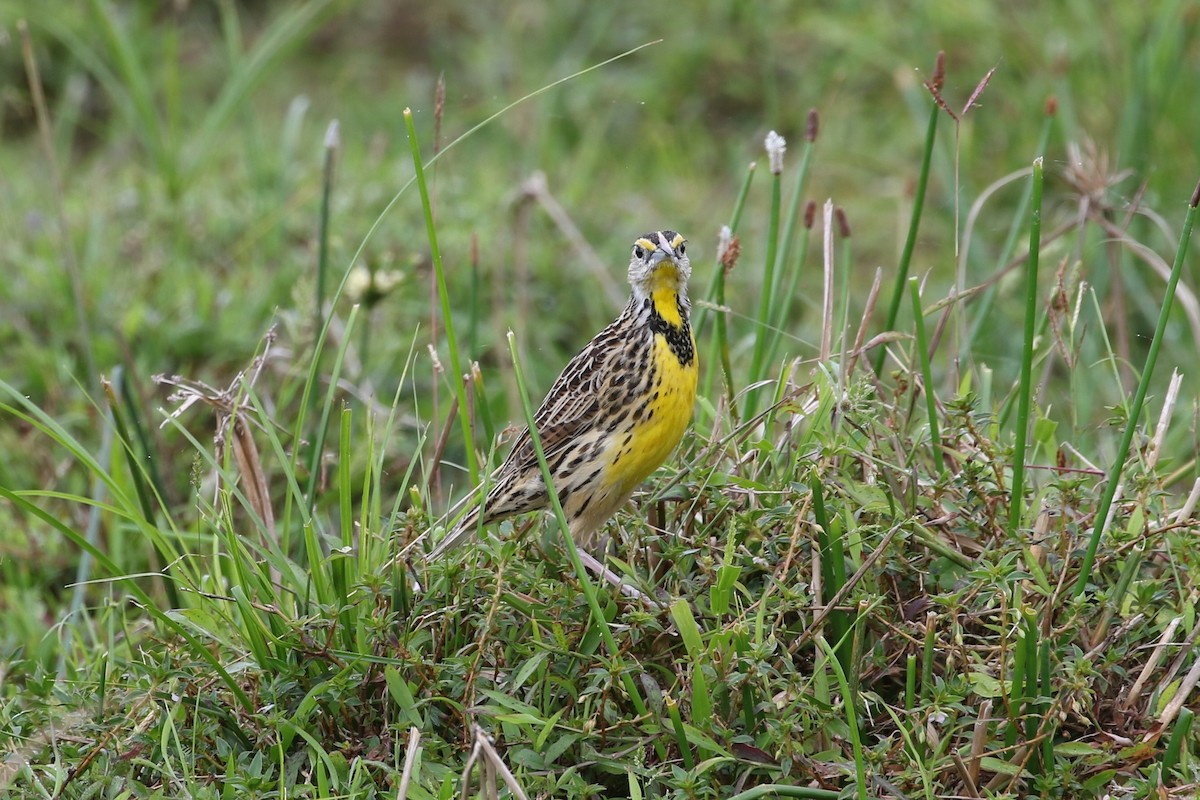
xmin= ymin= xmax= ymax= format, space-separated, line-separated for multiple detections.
xmin=635 ymin=237 xmax=656 ymax=252
xmin=669 ymin=233 xmax=685 ymax=250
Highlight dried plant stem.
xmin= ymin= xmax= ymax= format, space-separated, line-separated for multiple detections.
xmin=820 ymin=200 xmax=835 ymax=361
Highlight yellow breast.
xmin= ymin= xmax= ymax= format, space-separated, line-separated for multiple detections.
xmin=604 ymin=328 xmax=697 ymax=496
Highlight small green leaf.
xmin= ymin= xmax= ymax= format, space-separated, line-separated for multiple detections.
xmin=670 ymin=599 xmax=705 ymax=659
xmin=1053 ymin=741 xmax=1102 ymax=757
xmin=384 ymin=666 xmax=423 ymax=728
xmin=967 ymin=670 xmax=1003 ymax=698
xmin=495 ymin=712 xmax=544 ymax=726
xmin=511 ymin=651 xmax=547 ymax=691
xmin=543 ymin=731 xmax=580 ymax=766
xmin=979 ymin=756 xmax=1030 ymax=777
xmin=534 ymin=708 xmax=565 ymax=751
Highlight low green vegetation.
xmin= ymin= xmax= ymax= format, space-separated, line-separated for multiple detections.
xmin=3 ymin=1 xmax=1200 ymax=797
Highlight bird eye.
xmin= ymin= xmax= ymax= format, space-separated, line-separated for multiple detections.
xmin=677 ymin=242 xmax=686 ymax=256
xmin=633 ymin=245 xmax=646 ymax=259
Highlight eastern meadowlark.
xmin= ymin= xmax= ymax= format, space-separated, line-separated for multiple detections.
xmin=428 ymin=230 xmax=697 ymax=560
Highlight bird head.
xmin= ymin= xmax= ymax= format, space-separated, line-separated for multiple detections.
xmin=627 ymin=230 xmax=690 ymax=299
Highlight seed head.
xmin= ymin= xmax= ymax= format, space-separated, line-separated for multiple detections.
xmin=764 ymin=130 xmax=786 ymax=175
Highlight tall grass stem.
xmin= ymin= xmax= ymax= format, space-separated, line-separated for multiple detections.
xmin=315 ymin=120 xmax=338 ymax=348
xmin=816 ymin=636 xmax=868 ymax=800
xmin=874 ymin=102 xmax=939 ymax=376
xmin=746 ymin=155 xmax=784 ymax=417
xmin=404 ymin=108 xmax=479 ymax=484
xmin=1072 ymin=182 xmax=1200 ymax=596
xmin=909 ymin=278 xmax=943 ymax=473
xmin=964 ymin=106 xmax=1056 ymax=357
xmin=1007 ymin=158 xmax=1044 ymax=537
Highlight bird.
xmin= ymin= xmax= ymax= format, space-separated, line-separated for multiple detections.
xmin=427 ymin=230 xmax=697 ymax=564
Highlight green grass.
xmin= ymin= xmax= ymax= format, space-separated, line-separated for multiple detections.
xmin=4 ymin=1 xmax=1200 ymax=797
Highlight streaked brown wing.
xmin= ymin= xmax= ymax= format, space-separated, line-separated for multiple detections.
xmin=497 ymin=317 xmax=628 ymax=477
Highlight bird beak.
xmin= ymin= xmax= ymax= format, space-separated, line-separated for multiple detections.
xmin=655 ymin=240 xmax=684 ymax=265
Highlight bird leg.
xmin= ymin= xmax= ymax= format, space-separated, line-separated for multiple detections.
xmin=576 ymin=549 xmax=664 ymax=611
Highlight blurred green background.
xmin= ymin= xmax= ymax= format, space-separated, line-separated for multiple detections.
xmin=4 ymin=1 xmax=1196 ymax=397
